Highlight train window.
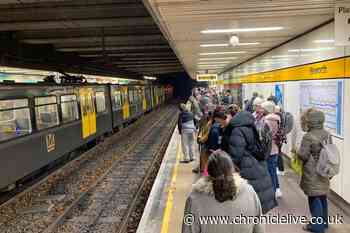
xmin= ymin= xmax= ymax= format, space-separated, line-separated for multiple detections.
xmin=132 ymin=90 xmax=137 ymax=103
xmin=95 ymin=92 xmax=106 ymax=113
xmin=35 ymin=96 xmax=59 ymax=130
xmin=35 ymin=96 xmax=56 ymax=105
xmin=129 ymin=90 xmax=134 ymax=105
xmin=113 ymin=91 xmax=122 ymax=109
xmin=61 ymin=95 xmax=79 ymax=123
xmin=0 ymin=99 xmax=32 ymax=142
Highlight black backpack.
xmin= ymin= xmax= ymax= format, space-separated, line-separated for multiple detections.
xmin=274 ymin=111 xmax=294 ymax=146
xmin=240 ymin=125 xmax=271 ymax=161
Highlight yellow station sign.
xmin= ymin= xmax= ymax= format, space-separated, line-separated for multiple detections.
xmin=228 ymin=57 xmax=350 ymax=84
xmin=196 ymin=74 xmax=218 ymax=82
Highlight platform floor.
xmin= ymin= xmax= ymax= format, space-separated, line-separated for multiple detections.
xmin=137 ymin=129 xmax=350 ymax=233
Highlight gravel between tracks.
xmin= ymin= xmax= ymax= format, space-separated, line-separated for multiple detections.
xmin=0 ymin=105 xmax=177 ymax=233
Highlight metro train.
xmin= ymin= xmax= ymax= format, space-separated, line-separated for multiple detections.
xmin=0 ymin=83 xmax=172 ymax=191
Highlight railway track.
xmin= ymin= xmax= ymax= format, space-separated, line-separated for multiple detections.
xmin=49 ymin=106 xmax=177 ymax=233
xmin=0 ymin=105 xmax=177 ymax=233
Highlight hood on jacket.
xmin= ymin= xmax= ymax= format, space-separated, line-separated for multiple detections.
xmin=229 ymin=111 xmax=255 ymax=128
xmin=265 ymin=113 xmax=280 ymax=122
xmin=301 ymin=108 xmax=324 ymax=131
xmin=191 ymin=173 xmax=246 ymax=199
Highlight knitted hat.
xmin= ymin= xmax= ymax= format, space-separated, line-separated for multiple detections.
xmin=253 ymin=97 xmax=264 ymax=106
xmin=261 ymin=101 xmax=276 ymax=113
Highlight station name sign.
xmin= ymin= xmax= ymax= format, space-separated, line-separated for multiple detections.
xmin=335 ymin=3 xmax=350 ymax=46
xmin=196 ymin=74 xmax=218 ymax=82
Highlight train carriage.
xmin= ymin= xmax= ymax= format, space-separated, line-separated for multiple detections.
xmin=0 ymin=84 xmax=114 ymax=190
xmin=0 ymin=81 xmax=171 ymax=191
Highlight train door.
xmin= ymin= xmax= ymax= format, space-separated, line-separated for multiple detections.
xmin=155 ymin=87 xmax=159 ymax=106
xmin=79 ymin=88 xmax=96 ymax=139
xmin=142 ymin=87 xmax=147 ymax=112
xmin=121 ymin=86 xmax=130 ymax=120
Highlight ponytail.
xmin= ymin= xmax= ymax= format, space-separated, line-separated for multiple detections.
xmin=208 ymin=151 xmax=237 ymax=202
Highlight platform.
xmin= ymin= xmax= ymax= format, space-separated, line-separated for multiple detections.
xmin=137 ymin=128 xmax=350 ymax=233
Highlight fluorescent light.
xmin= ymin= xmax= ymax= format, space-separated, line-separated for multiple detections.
xmin=144 ymin=76 xmax=157 ymax=80
xmin=237 ymin=42 xmax=261 ymax=45
xmin=198 ymin=61 xmax=231 ymax=64
xmin=200 ymin=51 xmax=246 ymax=55
xmin=271 ymin=54 xmax=299 ymax=58
xmin=199 ymin=57 xmax=237 ymax=61
xmin=288 ymin=47 xmax=335 ymax=53
xmin=261 ymin=58 xmax=290 ymax=62
xmin=201 ymin=27 xmax=283 ymax=34
xmin=314 ymin=39 xmax=335 ymax=43
xmin=197 ymin=66 xmax=226 ymax=68
xmin=200 ymin=44 xmax=229 ymax=47
xmin=197 ymin=63 xmax=230 ymax=66
xmin=200 ymin=42 xmax=260 ymax=47
xmin=198 ymin=65 xmax=226 ymax=67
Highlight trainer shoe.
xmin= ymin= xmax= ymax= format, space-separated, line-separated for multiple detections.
xmin=276 ymin=188 xmax=283 ymax=198
xmin=192 ymin=167 xmax=200 ymax=173
xmin=277 ymin=169 xmax=285 ymax=176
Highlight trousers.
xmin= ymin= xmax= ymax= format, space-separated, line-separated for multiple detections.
xmin=181 ymin=132 xmax=195 ymax=161
xmin=308 ymin=195 xmax=328 ymax=233
xmin=267 ymin=154 xmax=279 ymax=192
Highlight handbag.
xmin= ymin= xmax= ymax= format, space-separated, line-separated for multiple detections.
xmin=291 ymin=152 xmax=303 ymax=176
xmin=197 ymin=120 xmax=212 ymax=144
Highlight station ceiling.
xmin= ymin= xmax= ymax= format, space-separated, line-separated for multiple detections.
xmin=144 ymin=0 xmax=335 ymax=78
xmin=0 ymin=0 xmax=184 ymax=79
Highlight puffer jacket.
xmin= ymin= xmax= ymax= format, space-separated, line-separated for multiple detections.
xmin=220 ymin=111 xmax=277 ymax=214
xmin=182 ymin=174 xmax=265 ymax=233
xmin=264 ymin=113 xmax=281 ymax=155
xmin=205 ymin=122 xmax=221 ymax=151
xmin=178 ymin=111 xmax=196 ymax=134
xmin=298 ymin=128 xmax=331 ymax=197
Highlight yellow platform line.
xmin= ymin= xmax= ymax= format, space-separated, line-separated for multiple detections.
xmin=160 ymin=139 xmax=181 ymax=233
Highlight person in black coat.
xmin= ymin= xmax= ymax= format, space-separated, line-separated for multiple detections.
xmin=213 ymin=109 xmax=277 ymax=214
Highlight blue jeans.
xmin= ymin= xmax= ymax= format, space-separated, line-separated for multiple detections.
xmin=308 ymin=195 xmax=328 ymax=233
xmin=267 ymin=154 xmax=279 ymax=192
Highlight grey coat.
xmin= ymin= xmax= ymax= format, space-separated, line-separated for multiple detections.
xmin=182 ymin=174 xmax=265 ymax=233
xmin=298 ymin=128 xmax=331 ymax=196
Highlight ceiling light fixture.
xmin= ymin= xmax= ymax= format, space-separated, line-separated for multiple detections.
xmin=199 ymin=57 xmax=238 ymax=60
xmin=230 ymin=35 xmax=240 ymax=46
xmin=198 ymin=61 xmax=230 ymax=64
xmin=313 ymin=39 xmax=335 ymax=43
xmin=237 ymin=42 xmax=261 ymax=45
xmin=144 ymin=76 xmax=157 ymax=80
xmin=271 ymin=54 xmax=299 ymax=58
xmin=288 ymin=47 xmax=335 ymax=53
xmin=197 ymin=66 xmax=226 ymax=69
xmin=201 ymin=27 xmax=283 ymax=34
xmin=200 ymin=51 xmax=246 ymax=55
xmin=198 ymin=64 xmax=229 ymax=66
xmin=200 ymin=43 xmax=229 ymax=47
xmin=200 ymin=42 xmax=260 ymax=47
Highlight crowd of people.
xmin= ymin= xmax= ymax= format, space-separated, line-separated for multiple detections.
xmin=178 ymin=88 xmax=335 ymax=233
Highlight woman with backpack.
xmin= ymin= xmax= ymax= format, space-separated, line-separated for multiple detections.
xmin=213 ymin=107 xmax=277 ymax=214
xmin=261 ymin=101 xmax=282 ymax=199
xmin=196 ymin=111 xmax=222 ymax=175
xmin=298 ymin=108 xmax=331 ymax=233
